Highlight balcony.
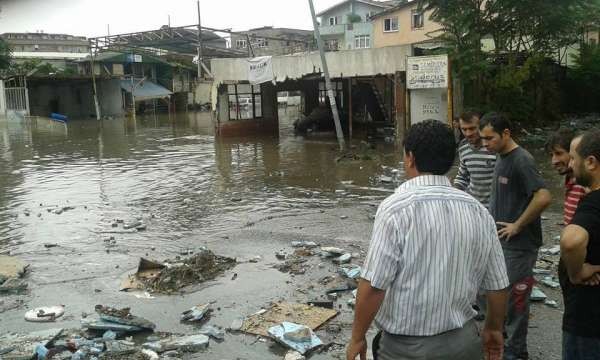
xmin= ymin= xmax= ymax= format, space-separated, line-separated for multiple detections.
xmin=319 ymin=24 xmax=345 ymax=36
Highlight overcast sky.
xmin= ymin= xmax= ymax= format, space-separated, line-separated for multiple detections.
xmin=0 ymin=0 xmax=343 ymax=37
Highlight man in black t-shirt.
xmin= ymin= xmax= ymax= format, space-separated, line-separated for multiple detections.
xmin=480 ymin=112 xmax=553 ymax=360
xmin=560 ymin=129 xmax=600 ymax=360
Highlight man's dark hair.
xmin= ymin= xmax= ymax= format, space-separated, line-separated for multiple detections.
xmin=545 ymin=128 xmax=578 ymax=153
xmin=479 ymin=112 xmax=512 ymax=134
xmin=403 ymin=120 xmax=456 ymax=175
xmin=576 ymin=129 xmax=600 ymax=163
xmin=459 ymin=111 xmax=482 ymax=123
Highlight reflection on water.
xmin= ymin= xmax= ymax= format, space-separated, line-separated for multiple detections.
xmin=0 ymin=111 xmax=403 ymax=275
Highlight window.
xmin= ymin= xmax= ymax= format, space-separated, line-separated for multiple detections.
xmin=329 ymin=16 xmax=338 ymax=26
xmin=256 ymin=38 xmax=269 ymax=48
xmin=355 ymin=35 xmax=370 ymax=49
xmin=319 ymin=81 xmax=344 ymax=107
xmin=326 ymin=39 xmax=339 ymax=51
xmin=412 ymin=10 xmax=424 ymax=29
xmin=384 ymin=17 xmax=399 ymax=32
xmin=228 ymin=84 xmax=262 ymax=121
xmin=236 ymin=39 xmax=247 ymax=49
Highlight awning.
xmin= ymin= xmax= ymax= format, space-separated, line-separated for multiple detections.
xmin=120 ymin=79 xmax=173 ymax=101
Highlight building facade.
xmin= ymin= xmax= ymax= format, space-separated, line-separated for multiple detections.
xmin=371 ymin=2 xmax=442 ymax=49
xmin=1 ymin=32 xmax=89 ymax=53
xmin=231 ymin=27 xmax=315 ymax=57
xmin=317 ymin=0 xmax=398 ymax=51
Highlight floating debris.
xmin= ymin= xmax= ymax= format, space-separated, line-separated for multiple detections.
xmin=24 ymin=305 xmax=65 ymax=322
xmin=181 ymin=304 xmax=211 ymax=322
xmin=268 ymin=322 xmax=322 ymax=355
xmin=530 ymin=287 xmax=547 ymax=301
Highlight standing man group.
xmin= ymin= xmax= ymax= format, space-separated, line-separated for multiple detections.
xmin=347 ymin=114 xmax=600 ymax=360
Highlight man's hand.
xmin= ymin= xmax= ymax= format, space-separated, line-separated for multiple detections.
xmin=482 ymin=328 xmax=503 ymax=360
xmin=346 ymin=336 xmax=367 ymax=360
xmin=497 ymin=222 xmax=522 ymax=241
xmin=571 ymin=263 xmax=600 ymax=285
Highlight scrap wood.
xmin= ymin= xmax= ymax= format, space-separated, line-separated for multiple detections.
xmin=240 ymin=302 xmax=338 ymax=337
xmin=120 ymin=258 xmax=165 ymax=291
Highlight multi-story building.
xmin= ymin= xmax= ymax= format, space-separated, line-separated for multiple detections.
xmin=1 ymin=32 xmax=90 ymax=69
xmin=371 ymin=1 xmax=442 ymax=51
xmin=316 ymin=0 xmax=399 ymax=51
xmin=1 ymin=32 xmax=89 ymax=53
xmin=231 ymin=27 xmax=315 ymax=57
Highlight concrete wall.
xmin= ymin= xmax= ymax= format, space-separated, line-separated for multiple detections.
xmin=28 ymin=80 xmax=96 ymax=118
xmin=194 ymin=80 xmax=213 ymax=105
xmin=97 ymin=79 xmax=124 ymax=117
xmin=373 ymin=6 xmax=442 ymax=48
xmin=212 ymin=45 xmax=410 ymax=82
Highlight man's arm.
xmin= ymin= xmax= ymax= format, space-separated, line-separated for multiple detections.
xmin=498 ymin=188 xmax=552 ymax=240
xmin=482 ymin=289 xmax=508 ymax=360
xmin=561 ymin=224 xmax=600 ymax=284
xmin=346 ymin=280 xmax=386 ymax=360
xmin=454 ymin=154 xmax=470 ymax=191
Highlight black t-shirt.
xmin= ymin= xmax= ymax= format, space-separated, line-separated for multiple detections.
xmin=560 ymin=189 xmax=600 ymax=338
xmin=489 ymin=147 xmax=546 ymax=251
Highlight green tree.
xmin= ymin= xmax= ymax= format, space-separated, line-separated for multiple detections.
xmin=421 ymin=0 xmax=596 ymax=122
xmin=0 ymin=37 xmax=11 ymax=70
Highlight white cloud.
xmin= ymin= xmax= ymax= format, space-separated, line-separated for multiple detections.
xmin=0 ymin=0 xmax=343 ymax=37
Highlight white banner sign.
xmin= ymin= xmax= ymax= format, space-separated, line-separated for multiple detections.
xmin=407 ymin=55 xmax=448 ymax=90
xmin=247 ymin=56 xmax=274 ymax=85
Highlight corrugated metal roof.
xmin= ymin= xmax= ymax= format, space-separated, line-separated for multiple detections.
xmin=120 ymin=79 xmax=172 ymax=101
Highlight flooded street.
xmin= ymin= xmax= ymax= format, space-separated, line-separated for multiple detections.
xmin=0 ymin=109 xmax=567 ymax=359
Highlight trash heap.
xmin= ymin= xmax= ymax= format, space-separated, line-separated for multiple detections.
xmin=1 ymin=305 xmax=220 ymax=359
xmin=0 ymin=255 xmax=29 ymax=294
xmin=121 ymin=249 xmax=236 ymax=294
xmin=530 ymin=244 xmax=563 ymax=308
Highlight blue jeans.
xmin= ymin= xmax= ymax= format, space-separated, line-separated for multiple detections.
xmin=563 ymin=331 xmax=600 ymax=360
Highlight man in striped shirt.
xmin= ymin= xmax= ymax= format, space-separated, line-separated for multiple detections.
xmin=347 ymin=120 xmax=509 ymax=360
xmin=454 ymin=111 xmax=497 ymax=209
xmin=546 ymin=129 xmax=587 ymax=225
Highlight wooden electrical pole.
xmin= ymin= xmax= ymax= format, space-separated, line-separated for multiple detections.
xmin=308 ymin=0 xmax=346 ymax=151
xmin=89 ymin=41 xmax=101 ymax=120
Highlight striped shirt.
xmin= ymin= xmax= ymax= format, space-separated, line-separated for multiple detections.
xmin=564 ymin=177 xmax=586 ymax=225
xmin=361 ymin=175 xmax=509 ymax=336
xmin=454 ymin=139 xmax=497 ymax=208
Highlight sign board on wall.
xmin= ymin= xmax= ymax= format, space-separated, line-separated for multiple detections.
xmin=407 ymin=55 xmax=448 ymax=90
xmin=247 ymin=56 xmax=274 ymax=85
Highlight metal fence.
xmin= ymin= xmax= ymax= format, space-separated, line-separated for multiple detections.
xmin=3 ymin=76 xmax=29 ymax=113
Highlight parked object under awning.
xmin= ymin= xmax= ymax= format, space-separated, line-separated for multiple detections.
xmin=120 ymin=79 xmax=173 ymax=101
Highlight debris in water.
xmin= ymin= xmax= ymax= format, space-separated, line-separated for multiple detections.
xmin=268 ymin=322 xmax=322 ymax=354
xmin=24 ymin=305 xmax=65 ymax=322
xmin=121 ymin=250 xmax=236 ymax=294
xmin=530 ymin=287 xmax=547 ymax=301
xmin=181 ymin=303 xmax=211 ymax=322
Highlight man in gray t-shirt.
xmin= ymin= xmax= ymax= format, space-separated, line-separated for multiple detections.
xmin=480 ymin=113 xmax=552 ymax=360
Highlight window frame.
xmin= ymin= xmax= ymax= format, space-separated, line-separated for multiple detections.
xmin=354 ymin=35 xmax=371 ymax=49
xmin=236 ymin=39 xmax=247 ymax=49
xmin=383 ymin=17 xmax=399 ymax=32
xmin=411 ymin=10 xmax=424 ymax=29
xmin=329 ymin=16 xmax=338 ymax=26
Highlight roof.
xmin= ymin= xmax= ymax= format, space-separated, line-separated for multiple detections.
xmin=79 ymin=51 xmax=171 ymax=65
xmin=120 ymin=79 xmax=173 ymax=101
xmin=370 ymin=0 xmax=420 ymax=19
xmin=317 ymin=0 xmax=395 ymax=16
xmin=11 ymin=52 xmax=89 ymax=60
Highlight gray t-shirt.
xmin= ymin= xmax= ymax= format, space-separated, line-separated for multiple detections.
xmin=489 ymin=147 xmax=545 ymax=252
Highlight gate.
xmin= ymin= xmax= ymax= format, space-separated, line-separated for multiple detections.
xmin=3 ymin=76 xmax=29 ymax=115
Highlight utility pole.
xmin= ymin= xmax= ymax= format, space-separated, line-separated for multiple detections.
xmin=89 ymin=40 xmax=101 ymax=120
xmin=196 ymin=0 xmax=203 ymax=79
xmin=308 ymin=0 xmax=345 ymax=151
